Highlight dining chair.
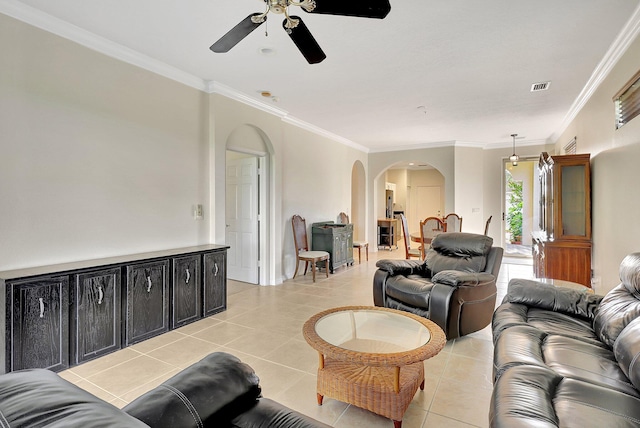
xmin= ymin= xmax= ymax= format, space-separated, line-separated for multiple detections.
xmin=291 ymin=215 xmax=329 ymax=282
xmin=338 ymin=212 xmax=369 ymax=263
xmin=444 ymin=213 xmax=462 ymax=233
xmin=419 ymin=217 xmax=445 ymax=259
xmin=484 ymin=215 xmax=493 ymax=236
xmin=400 ymin=213 xmax=422 ymax=259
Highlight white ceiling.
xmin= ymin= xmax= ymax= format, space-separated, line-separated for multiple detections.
xmin=4 ymin=0 xmax=640 ymax=152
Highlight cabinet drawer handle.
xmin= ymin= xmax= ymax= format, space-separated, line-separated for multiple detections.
xmin=214 ymin=263 xmax=219 ymax=277
xmin=147 ymin=276 xmax=152 ymax=293
xmin=185 ymin=268 xmax=191 ymax=284
xmin=98 ymin=285 xmax=104 ymax=305
xmin=39 ymin=298 xmax=44 ymax=318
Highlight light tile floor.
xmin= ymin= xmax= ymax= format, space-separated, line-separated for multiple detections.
xmin=59 ymin=245 xmax=534 ymax=428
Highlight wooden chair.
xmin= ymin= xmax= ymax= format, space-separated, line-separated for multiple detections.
xmin=484 ymin=215 xmax=492 ymax=236
xmin=292 ymin=215 xmax=329 ymax=282
xmin=338 ymin=212 xmax=369 ymax=263
xmin=399 ymin=214 xmax=422 ymax=259
xmin=444 ymin=213 xmax=462 ymax=232
xmin=419 ymin=217 xmax=445 ymax=259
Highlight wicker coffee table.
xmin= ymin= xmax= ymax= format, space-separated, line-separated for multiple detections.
xmin=302 ymin=306 xmax=446 ymax=428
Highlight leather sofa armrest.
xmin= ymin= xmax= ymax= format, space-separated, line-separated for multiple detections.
xmin=505 ymin=278 xmax=603 ymax=320
xmin=431 ymin=270 xmax=495 ymax=287
xmin=231 ymin=398 xmax=332 ymax=428
xmin=375 ymin=259 xmax=428 ymax=276
xmin=123 ymin=352 xmax=261 ymax=428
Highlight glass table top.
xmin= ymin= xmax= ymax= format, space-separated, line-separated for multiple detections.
xmin=314 ymin=308 xmax=431 ymax=354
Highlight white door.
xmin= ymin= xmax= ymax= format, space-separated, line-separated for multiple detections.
xmin=226 ymin=156 xmax=259 ymax=284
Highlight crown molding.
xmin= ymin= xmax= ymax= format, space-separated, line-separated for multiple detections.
xmin=370 ymin=140 xmax=456 ymax=153
xmin=281 ymin=116 xmax=369 ymax=152
xmin=1 ymin=0 xmax=208 ymax=91
xmin=551 ymin=3 xmax=640 ymax=143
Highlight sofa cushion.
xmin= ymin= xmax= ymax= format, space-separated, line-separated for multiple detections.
xmin=620 ymin=252 xmax=640 ymax=294
xmin=493 ymin=325 xmax=636 ymax=396
xmin=490 ymin=365 xmax=640 ymax=428
xmin=385 ymin=275 xmax=434 ymax=309
xmin=375 ymin=259 xmax=427 ymax=277
xmin=593 ymin=283 xmax=640 ymax=348
xmin=593 ymin=253 xmax=640 ymax=348
xmin=505 ymin=279 xmax=601 ymax=320
xmin=123 ymin=352 xmax=261 ymax=428
xmin=492 ymin=302 xmax=602 ymax=347
xmin=0 ymin=369 xmax=148 ymax=427
xmin=426 ymin=233 xmax=492 ymax=275
xmin=614 ymin=316 xmax=640 ymax=391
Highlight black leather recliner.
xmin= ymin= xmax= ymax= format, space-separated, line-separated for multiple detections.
xmin=373 ymin=232 xmax=503 ymax=339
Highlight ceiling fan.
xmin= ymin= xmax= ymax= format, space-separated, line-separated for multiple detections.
xmin=210 ymin=0 xmax=391 ymax=64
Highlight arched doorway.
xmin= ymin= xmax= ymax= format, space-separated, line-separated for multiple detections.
xmin=225 ymin=125 xmax=273 ymax=285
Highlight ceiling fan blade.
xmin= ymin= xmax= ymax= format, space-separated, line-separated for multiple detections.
xmin=284 ymin=16 xmax=326 ymax=64
xmin=304 ymin=0 xmax=391 ymax=19
xmin=210 ymin=13 xmax=265 ymax=53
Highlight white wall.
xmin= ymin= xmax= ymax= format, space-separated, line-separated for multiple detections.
xmin=0 ymin=14 xmax=210 ymax=270
xmin=554 ymin=32 xmax=640 ymax=293
xmin=454 ymin=146 xmax=484 ymax=233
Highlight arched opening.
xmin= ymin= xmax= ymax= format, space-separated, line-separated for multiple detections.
xmin=225 ymin=124 xmax=274 ymax=285
xmin=372 ymin=161 xmax=448 ymax=251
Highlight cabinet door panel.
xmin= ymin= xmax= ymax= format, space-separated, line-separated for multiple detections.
xmin=172 ymin=255 xmax=201 ymax=328
xmin=74 ymin=268 xmax=121 ymax=364
xmin=10 ymin=277 xmax=69 ymax=372
xmin=203 ymin=251 xmax=226 ymax=316
xmin=125 ymin=260 xmax=169 ymax=346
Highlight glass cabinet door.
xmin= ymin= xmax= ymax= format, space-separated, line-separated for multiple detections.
xmin=560 ymin=164 xmax=587 ymax=237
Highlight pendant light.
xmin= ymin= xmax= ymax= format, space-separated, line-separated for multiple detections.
xmin=509 ymin=133 xmax=519 ymax=166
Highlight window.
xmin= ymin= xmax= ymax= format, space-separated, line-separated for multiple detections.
xmin=614 ymin=70 xmax=640 ymax=129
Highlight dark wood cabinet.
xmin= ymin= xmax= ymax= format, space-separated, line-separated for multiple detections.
xmin=124 ymin=260 xmax=170 ymax=346
xmin=1 ymin=245 xmax=228 ymax=374
xmin=73 ymin=268 xmax=121 ymax=365
xmin=172 ymin=255 xmax=201 ymax=328
xmin=8 ymin=276 xmax=69 ymax=372
xmin=311 ymin=222 xmax=354 ymax=273
xmin=203 ymin=251 xmax=226 ymax=316
xmin=533 ymin=153 xmax=592 ymax=287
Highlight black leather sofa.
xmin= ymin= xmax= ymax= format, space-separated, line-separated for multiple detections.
xmin=490 ymin=253 xmax=640 ymax=427
xmin=373 ymin=232 xmax=503 ymax=339
xmin=0 ymin=352 xmax=330 ymax=428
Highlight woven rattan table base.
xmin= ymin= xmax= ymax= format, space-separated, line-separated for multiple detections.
xmin=317 ymin=357 xmax=424 ymax=423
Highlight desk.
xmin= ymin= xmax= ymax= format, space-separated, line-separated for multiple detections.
xmin=377 ymin=218 xmax=399 ymax=250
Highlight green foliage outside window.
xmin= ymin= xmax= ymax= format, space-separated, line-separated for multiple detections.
xmin=506 ymin=173 xmax=523 ymax=243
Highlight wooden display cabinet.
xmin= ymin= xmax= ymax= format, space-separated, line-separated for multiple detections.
xmin=533 ymin=152 xmax=592 ymax=287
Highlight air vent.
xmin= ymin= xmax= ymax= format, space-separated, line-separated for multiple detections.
xmin=531 ymin=81 xmax=551 ymax=92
